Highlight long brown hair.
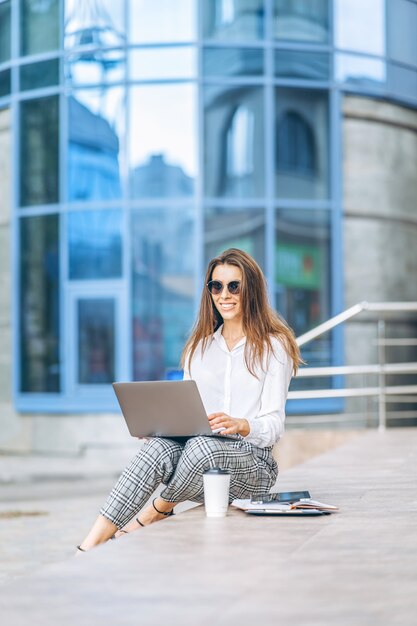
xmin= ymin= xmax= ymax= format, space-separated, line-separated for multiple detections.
xmin=180 ymin=248 xmax=303 ymax=377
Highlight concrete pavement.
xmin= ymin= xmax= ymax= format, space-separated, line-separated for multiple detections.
xmin=1 ymin=429 xmax=416 ymax=625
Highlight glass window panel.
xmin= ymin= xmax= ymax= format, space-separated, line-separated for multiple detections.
xmin=20 ymin=214 xmax=60 ymax=392
xmin=20 ymin=0 xmax=60 ymax=56
xmin=20 ymin=59 xmax=60 ymax=91
xmin=388 ymin=63 xmax=417 ymax=101
xmin=274 ymin=50 xmax=329 ymax=80
xmin=0 ymin=69 xmax=11 ymax=97
xmin=335 ymin=0 xmax=385 ymax=56
xmin=274 ymin=0 xmax=329 ymax=44
xmin=78 ymin=298 xmax=115 ymax=384
xmin=203 ymin=47 xmax=264 ymax=76
xmin=204 ymin=86 xmax=264 ymax=198
xmin=68 ymin=88 xmax=124 ymax=202
xmin=275 ymin=208 xmax=331 ymax=367
xmin=203 ymin=0 xmax=265 ymax=41
xmin=336 ymin=54 xmax=386 ymax=89
xmin=130 ymin=0 xmax=196 ymax=43
xmin=129 ymin=84 xmax=196 ymax=198
xmin=204 ymin=206 xmax=266 ymax=270
xmin=0 ymin=0 xmax=11 ymax=63
xmin=388 ymin=0 xmax=417 ymax=68
xmin=65 ymin=48 xmax=126 ymax=85
xmin=131 ymin=208 xmax=195 ymax=381
xmin=65 ymin=0 xmax=125 ymax=50
xmin=275 ymin=88 xmax=329 ymax=200
xmin=20 ymin=95 xmax=59 ymax=207
xmin=129 ymin=47 xmax=196 ymax=81
xmin=68 ymin=210 xmax=123 ymax=279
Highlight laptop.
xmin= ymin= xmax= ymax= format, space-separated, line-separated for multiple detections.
xmin=112 ymin=380 xmax=239 ymax=440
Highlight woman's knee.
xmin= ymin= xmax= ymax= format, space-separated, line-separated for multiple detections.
xmin=142 ymin=437 xmax=182 ymax=460
xmin=181 ymin=436 xmax=223 ymax=470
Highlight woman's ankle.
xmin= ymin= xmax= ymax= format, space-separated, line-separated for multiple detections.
xmin=153 ymin=497 xmax=175 ymax=515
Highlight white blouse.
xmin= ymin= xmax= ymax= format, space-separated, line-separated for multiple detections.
xmin=183 ymin=325 xmax=294 ymax=449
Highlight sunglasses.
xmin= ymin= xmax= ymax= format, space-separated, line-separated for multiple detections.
xmin=206 ymin=280 xmax=241 ymax=295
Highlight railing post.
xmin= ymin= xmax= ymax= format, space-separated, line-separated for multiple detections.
xmin=377 ymin=319 xmax=386 ymax=431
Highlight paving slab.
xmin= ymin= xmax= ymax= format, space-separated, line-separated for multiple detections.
xmin=1 ymin=429 xmax=416 ymax=626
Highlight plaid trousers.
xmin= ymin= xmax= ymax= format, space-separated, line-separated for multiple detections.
xmin=100 ymin=435 xmax=278 ymax=529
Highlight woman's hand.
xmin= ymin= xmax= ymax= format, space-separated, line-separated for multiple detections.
xmin=208 ymin=413 xmax=250 ymax=437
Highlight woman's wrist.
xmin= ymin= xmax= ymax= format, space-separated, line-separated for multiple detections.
xmin=238 ymin=418 xmax=250 ymax=437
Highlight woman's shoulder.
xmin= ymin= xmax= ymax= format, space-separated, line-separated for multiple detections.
xmin=267 ymin=334 xmax=291 ymax=366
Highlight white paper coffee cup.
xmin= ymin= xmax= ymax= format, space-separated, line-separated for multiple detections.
xmin=203 ymin=468 xmax=231 ymax=518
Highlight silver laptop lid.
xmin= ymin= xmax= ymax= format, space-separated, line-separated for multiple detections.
xmin=113 ymin=380 xmax=220 ymax=438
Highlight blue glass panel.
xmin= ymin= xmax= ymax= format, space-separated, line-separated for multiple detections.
xmin=0 ymin=0 xmax=11 ymax=63
xmin=20 ymin=215 xmax=60 ymax=392
xmin=203 ymin=47 xmax=264 ymax=76
xmin=336 ymin=54 xmax=386 ymax=89
xmin=129 ymin=47 xmax=196 ymax=80
xmin=68 ymin=210 xmax=123 ymax=279
xmin=388 ymin=0 xmax=417 ymax=68
xmin=20 ymin=0 xmax=60 ymax=56
xmin=130 ymin=0 xmax=196 ymax=43
xmin=78 ymin=298 xmax=115 ymax=384
xmin=20 ymin=96 xmax=59 ymax=207
xmin=65 ymin=0 xmax=125 ymax=50
xmin=204 ymin=206 xmax=266 ymax=271
xmin=68 ymin=88 xmax=123 ymax=201
xmin=131 ymin=208 xmax=195 ymax=381
xmin=275 ymin=208 xmax=331 ymax=369
xmin=274 ymin=0 xmax=329 ymax=43
xmin=388 ymin=63 xmax=417 ymax=102
xmin=129 ymin=84 xmax=196 ymax=198
xmin=203 ymin=0 xmax=265 ymax=41
xmin=20 ymin=59 xmax=60 ymax=91
xmin=0 ymin=69 xmax=11 ymax=97
xmin=275 ymin=50 xmax=329 ymax=80
xmin=335 ymin=0 xmax=385 ymax=56
xmin=204 ymin=86 xmax=264 ymax=198
xmin=275 ymin=88 xmax=329 ymax=200
xmin=65 ymin=48 xmax=126 ymax=85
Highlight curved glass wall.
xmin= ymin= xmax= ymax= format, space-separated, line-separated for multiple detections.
xmin=0 ymin=0 xmax=415 ymax=411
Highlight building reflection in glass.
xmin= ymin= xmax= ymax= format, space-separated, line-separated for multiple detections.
xmin=274 ymin=0 xmax=329 ymax=43
xmin=204 ymin=86 xmax=264 ymax=198
xmin=276 ymin=88 xmax=329 ymax=199
xmin=129 ymin=84 xmax=196 ymax=198
xmin=65 ymin=0 xmax=125 ymax=50
xmin=203 ymin=0 xmax=265 ymax=41
xmin=68 ymin=210 xmax=123 ymax=279
xmin=204 ymin=206 xmax=266 ymax=271
xmin=68 ymin=90 xmax=123 ymax=201
xmin=275 ymin=208 xmax=331 ymax=368
xmin=131 ymin=208 xmax=195 ymax=381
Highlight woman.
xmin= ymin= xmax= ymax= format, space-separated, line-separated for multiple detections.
xmin=77 ymin=248 xmax=301 ymax=552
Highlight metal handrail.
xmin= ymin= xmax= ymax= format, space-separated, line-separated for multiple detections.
xmin=292 ymin=302 xmax=417 ymax=430
xmin=296 ymin=301 xmax=417 ymax=347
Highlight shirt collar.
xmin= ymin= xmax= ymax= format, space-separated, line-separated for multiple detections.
xmin=213 ymin=324 xmax=246 ymax=353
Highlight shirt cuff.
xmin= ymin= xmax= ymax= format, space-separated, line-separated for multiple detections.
xmin=242 ymin=417 xmax=263 ymax=447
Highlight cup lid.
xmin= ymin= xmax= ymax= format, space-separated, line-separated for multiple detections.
xmin=203 ymin=467 xmax=230 ymax=475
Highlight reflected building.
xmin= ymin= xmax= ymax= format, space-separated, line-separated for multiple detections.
xmin=68 ymin=96 xmax=121 ymax=201
xmin=0 ymin=0 xmax=416 ymax=452
xmin=131 ymin=154 xmax=194 ymax=198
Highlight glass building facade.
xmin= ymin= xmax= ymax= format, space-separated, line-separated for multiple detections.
xmin=0 ymin=0 xmax=416 ymax=413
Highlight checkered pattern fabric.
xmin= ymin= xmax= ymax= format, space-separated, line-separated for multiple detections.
xmin=100 ymin=436 xmax=278 ymax=529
